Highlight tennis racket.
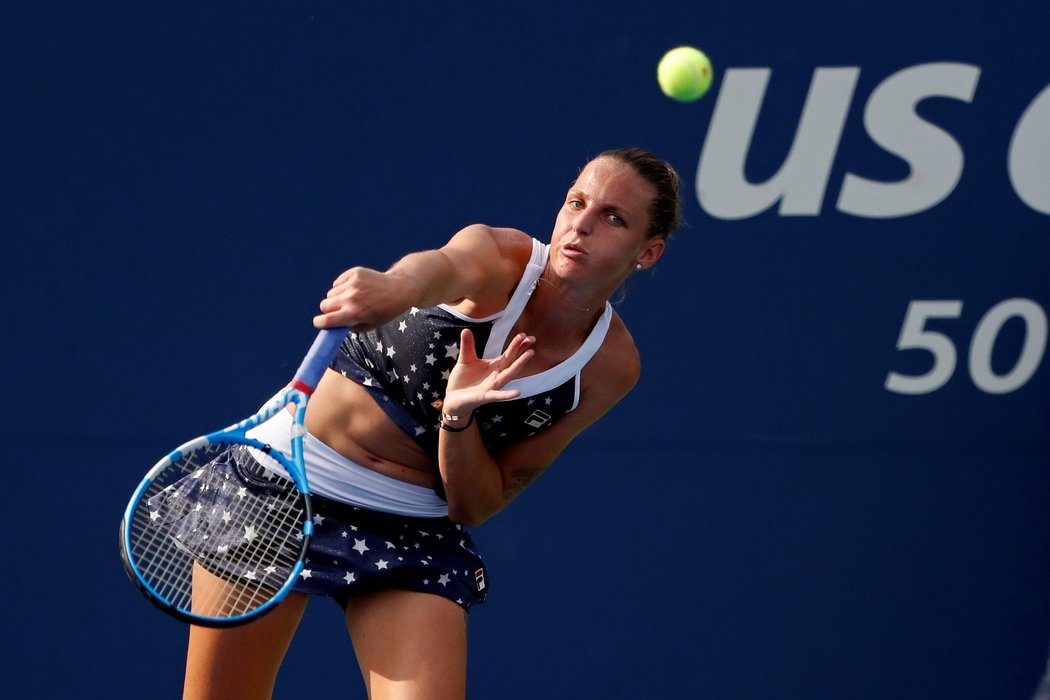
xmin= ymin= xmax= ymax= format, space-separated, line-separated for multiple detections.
xmin=119 ymin=327 xmax=347 ymax=627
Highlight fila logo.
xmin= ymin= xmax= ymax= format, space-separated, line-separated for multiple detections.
xmin=524 ymin=409 xmax=552 ymax=429
xmin=475 ymin=568 xmax=486 ymax=591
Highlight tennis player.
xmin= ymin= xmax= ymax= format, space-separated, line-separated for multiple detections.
xmin=181 ymin=147 xmax=682 ymax=699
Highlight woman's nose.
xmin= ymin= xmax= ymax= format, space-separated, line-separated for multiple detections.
xmin=572 ymin=209 xmax=594 ymax=236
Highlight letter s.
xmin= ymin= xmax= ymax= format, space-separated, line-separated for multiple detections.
xmin=838 ymin=63 xmax=981 ymax=218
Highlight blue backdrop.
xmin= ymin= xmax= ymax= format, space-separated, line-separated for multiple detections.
xmin=6 ymin=2 xmax=1049 ymax=698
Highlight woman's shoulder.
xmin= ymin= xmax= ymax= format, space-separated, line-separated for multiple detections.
xmin=486 ymin=226 xmax=539 ymax=267
xmin=582 ymin=310 xmax=641 ymax=399
xmin=449 ymin=225 xmax=536 ymax=272
xmin=441 ymin=225 xmax=537 ymax=314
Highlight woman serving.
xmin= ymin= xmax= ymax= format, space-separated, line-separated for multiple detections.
xmin=182 ymin=147 xmax=683 ymax=700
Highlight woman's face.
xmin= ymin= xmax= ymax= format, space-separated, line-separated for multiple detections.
xmin=549 ymin=158 xmax=666 ymax=286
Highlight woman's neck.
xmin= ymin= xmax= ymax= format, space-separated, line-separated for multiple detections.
xmin=525 ymin=273 xmax=606 ymax=340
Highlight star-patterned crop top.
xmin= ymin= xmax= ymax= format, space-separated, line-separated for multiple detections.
xmin=329 ymin=237 xmax=613 ymax=458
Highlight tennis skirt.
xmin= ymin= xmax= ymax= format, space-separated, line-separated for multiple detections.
xmin=153 ymin=445 xmax=489 ymax=611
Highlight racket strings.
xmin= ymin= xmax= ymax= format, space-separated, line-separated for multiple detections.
xmin=127 ymin=443 xmax=308 ymax=620
xmin=194 ymin=482 xmax=304 ymax=616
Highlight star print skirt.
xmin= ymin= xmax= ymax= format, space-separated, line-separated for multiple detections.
xmin=149 ymin=445 xmax=489 ymax=611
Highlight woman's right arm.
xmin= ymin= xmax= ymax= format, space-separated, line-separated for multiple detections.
xmin=312 ymin=224 xmax=529 ymax=332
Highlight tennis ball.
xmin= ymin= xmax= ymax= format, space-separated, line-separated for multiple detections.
xmin=657 ymin=46 xmax=713 ymax=103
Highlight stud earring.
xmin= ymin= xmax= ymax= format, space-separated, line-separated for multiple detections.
xmin=635 ymin=263 xmax=643 ymax=270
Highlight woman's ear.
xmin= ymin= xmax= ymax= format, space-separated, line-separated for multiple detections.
xmin=637 ymin=238 xmax=666 ymax=270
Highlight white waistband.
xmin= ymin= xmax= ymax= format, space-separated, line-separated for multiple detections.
xmin=244 ymin=410 xmax=449 ymax=518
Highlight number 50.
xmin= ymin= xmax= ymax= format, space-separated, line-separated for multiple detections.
xmin=885 ymin=299 xmax=1047 ymax=395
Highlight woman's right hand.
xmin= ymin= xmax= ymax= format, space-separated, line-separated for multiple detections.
xmin=313 ymin=266 xmax=411 ymax=332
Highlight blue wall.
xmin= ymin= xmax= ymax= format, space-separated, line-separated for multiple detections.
xmin=7 ymin=2 xmax=1049 ymax=697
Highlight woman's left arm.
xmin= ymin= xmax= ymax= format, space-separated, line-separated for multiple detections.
xmin=437 ymin=325 xmax=640 ymax=526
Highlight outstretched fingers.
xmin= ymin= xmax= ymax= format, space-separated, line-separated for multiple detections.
xmin=485 ymin=333 xmax=535 ymax=396
xmin=459 ymin=328 xmax=479 ymax=362
xmin=504 ymin=332 xmax=536 ymax=360
xmin=445 ymin=330 xmax=537 ymax=407
xmin=498 ymin=334 xmax=535 ymax=381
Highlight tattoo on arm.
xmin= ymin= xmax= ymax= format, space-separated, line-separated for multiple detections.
xmin=505 ymin=468 xmax=543 ymax=500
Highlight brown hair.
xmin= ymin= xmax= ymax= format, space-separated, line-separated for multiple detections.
xmin=595 ymin=147 xmax=682 ymax=240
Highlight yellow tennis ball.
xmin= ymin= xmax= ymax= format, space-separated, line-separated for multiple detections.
xmin=657 ymin=46 xmax=714 ymax=103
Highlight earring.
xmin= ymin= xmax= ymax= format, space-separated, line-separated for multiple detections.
xmin=635 ymin=263 xmax=643 ymax=270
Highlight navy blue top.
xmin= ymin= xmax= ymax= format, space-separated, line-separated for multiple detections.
xmin=329 ymin=237 xmax=612 ymax=459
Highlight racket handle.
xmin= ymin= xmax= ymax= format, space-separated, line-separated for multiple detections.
xmin=292 ymin=328 xmax=349 ymax=392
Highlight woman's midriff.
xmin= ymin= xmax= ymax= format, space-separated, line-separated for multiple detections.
xmin=302 ymin=369 xmax=441 ymax=489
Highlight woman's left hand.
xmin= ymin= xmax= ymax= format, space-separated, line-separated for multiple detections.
xmin=441 ymin=329 xmax=535 ymax=417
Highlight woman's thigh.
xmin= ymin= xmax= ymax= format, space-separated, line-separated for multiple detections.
xmin=345 ymin=589 xmax=469 ymax=700
xmin=183 ymin=566 xmax=310 ymax=700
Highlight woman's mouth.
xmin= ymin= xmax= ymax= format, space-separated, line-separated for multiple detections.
xmin=562 ymin=242 xmax=586 ymax=258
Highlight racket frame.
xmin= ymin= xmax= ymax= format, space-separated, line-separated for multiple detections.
xmin=120 ymin=328 xmax=347 ymax=627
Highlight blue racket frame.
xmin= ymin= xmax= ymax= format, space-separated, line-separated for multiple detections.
xmin=120 ymin=328 xmax=348 ymax=626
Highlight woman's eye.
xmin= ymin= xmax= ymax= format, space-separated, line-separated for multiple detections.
xmin=568 ymin=199 xmax=584 ymax=209
xmin=608 ymin=213 xmax=624 ymax=225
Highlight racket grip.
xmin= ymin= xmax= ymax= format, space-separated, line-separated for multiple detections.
xmin=292 ymin=328 xmax=349 ymax=392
